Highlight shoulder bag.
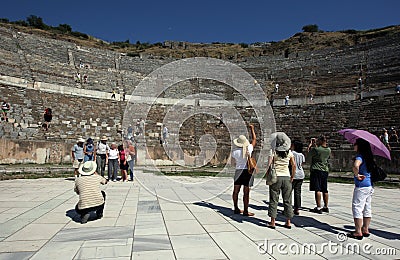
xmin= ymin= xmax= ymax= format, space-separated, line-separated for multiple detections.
xmin=247 ymin=151 xmax=258 ymax=174
xmin=266 ymin=153 xmax=277 ymax=185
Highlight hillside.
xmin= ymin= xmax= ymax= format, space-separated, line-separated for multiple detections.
xmin=2 ymin=21 xmax=399 ymax=59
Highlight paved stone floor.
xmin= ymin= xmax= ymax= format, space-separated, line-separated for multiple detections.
xmin=0 ymin=169 xmax=399 ymax=260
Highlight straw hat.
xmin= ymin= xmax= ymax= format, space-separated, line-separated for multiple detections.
xmin=100 ymin=136 xmax=108 ymax=141
xmin=271 ymin=132 xmax=291 ymax=151
xmin=78 ymin=161 xmax=97 ymax=176
xmin=233 ymin=135 xmax=250 ymax=158
xmin=77 ymin=138 xmax=85 ymax=143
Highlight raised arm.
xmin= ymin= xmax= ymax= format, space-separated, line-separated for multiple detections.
xmin=249 ymin=124 xmax=256 ymax=147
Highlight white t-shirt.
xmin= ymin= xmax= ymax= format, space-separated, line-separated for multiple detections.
xmin=108 ymin=149 xmax=119 ymax=160
xmin=96 ymin=142 xmax=110 ymax=155
xmin=232 ymin=144 xmax=253 ymax=170
xmin=292 ymin=151 xmax=305 ymax=179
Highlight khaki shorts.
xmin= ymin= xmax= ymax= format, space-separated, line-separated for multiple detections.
xmin=73 ymin=159 xmax=83 ymax=169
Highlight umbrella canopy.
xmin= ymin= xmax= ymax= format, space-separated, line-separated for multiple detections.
xmin=338 ymin=128 xmax=391 ymax=160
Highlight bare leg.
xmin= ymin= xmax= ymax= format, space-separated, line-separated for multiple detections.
xmin=353 ymin=218 xmax=363 ymax=235
xmin=362 ymin=217 xmax=371 ymax=234
xmin=323 ymin=192 xmax=329 ymax=208
xmin=243 ymin=186 xmax=251 ymax=214
xmin=270 ymin=217 xmax=276 ymax=226
xmin=285 ymin=219 xmax=291 ymax=227
xmin=232 ymin=185 xmax=241 ymax=212
xmin=315 ymin=191 xmax=322 ymax=208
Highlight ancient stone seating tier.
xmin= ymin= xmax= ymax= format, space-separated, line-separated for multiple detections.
xmin=119 ymin=56 xmax=170 ymax=75
xmin=17 ymin=33 xmax=72 ymax=64
xmin=25 ymin=55 xmax=76 ymax=86
xmin=72 ymin=49 xmax=115 ymax=69
xmin=0 ymin=28 xmax=19 ymax=53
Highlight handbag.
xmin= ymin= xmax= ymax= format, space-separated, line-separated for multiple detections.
xmin=266 ymin=153 xmax=277 ymax=185
xmin=371 ymin=162 xmax=387 ymax=183
xmin=247 ymin=151 xmax=258 ymax=174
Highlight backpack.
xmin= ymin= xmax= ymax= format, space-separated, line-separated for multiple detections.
xmin=45 ymin=108 xmax=52 ymax=116
xmin=371 ymin=163 xmax=387 ymax=183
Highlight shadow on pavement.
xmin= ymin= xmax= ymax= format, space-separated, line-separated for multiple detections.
xmin=194 ymin=201 xmax=269 ymax=227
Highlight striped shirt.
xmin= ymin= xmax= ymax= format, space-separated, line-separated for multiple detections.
xmin=74 ymin=174 xmax=107 ymax=210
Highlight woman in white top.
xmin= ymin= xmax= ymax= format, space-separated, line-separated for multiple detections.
xmin=107 ymin=143 xmax=120 ymax=181
xmin=231 ymin=124 xmax=256 ymax=216
xmin=267 ymin=132 xmax=296 ymax=229
xmin=291 ymin=140 xmax=305 ymax=215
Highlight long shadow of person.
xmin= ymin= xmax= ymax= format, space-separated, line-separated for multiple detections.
xmin=343 ymin=225 xmax=400 ymax=240
xmin=194 ymin=201 xmax=269 ymax=227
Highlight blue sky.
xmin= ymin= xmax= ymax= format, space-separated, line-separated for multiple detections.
xmin=1 ymin=0 xmax=399 ymax=44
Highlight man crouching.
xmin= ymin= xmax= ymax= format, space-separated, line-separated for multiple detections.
xmin=74 ymin=161 xmax=108 ymax=224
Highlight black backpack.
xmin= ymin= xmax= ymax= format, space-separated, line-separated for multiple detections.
xmin=371 ymin=163 xmax=387 ymax=183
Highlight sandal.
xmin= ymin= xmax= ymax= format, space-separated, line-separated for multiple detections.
xmin=233 ymin=208 xmax=243 ymax=214
xmin=362 ymin=233 xmax=370 ymax=237
xmin=284 ymin=225 xmax=292 ymax=229
xmin=347 ymin=232 xmax=363 ymax=240
xmin=243 ymin=211 xmax=255 ymax=216
xmin=267 ymin=223 xmax=276 ymax=229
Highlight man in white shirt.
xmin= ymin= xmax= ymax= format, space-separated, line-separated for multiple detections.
xmin=95 ymin=136 xmax=109 ymax=177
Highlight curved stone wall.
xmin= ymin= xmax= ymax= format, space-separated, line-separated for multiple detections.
xmin=0 ymin=25 xmax=399 ymax=173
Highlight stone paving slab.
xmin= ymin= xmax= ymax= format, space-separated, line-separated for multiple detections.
xmin=0 ymin=171 xmax=399 ymax=259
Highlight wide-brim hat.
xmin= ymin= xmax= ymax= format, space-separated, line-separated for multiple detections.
xmin=100 ymin=136 xmax=108 ymax=141
xmin=77 ymin=138 xmax=85 ymax=143
xmin=234 ymin=135 xmax=251 ymax=159
xmin=271 ymin=132 xmax=291 ymax=151
xmin=78 ymin=161 xmax=97 ymax=176
xmin=233 ymin=135 xmax=250 ymax=148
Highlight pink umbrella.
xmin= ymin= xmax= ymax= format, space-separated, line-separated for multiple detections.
xmin=338 ymin=128 xmax=391 ymax=160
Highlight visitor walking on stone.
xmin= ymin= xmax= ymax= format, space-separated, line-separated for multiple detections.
xmin=1 ymin=101 xmax=10 ymax=122
xmin=74 ymin=161 xmax=108 ymax=224
xmin=125 ymin=140 xmax=136 ymax=181
xmin=291 ymin=140 xmax=305 ymax=215
xmin=285 ymin=95 xmax=290 ymax=106
xmin=107 ymin=143 xmax=119 ymax=182
xmin=162 ymin=125 xmax=169 ymax=144
xmin=118 ymin=144 xmax=128 ymax=182
xmin=380 ymin=128 xmax=391 ymax=151
xmin=267 ymin=132 xmax=295 ymax=229
xmin=308 ymin=135 xmax=331 ymax=214
xmin=72 ymin=138 xmax=85 ymax=179
xmin=43 ymin=107 xmax=52 ymax=131
xmin=84 ymin=138 xmax=95 ymax=162
xmin=231 ymin=124 xmax=256 ymax=216
xmin=95 ymin=136 xmax=109 ymax=177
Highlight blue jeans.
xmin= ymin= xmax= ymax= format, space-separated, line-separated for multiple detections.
xmin=108 ymin=159 xmax=119 ymax=180
xmin=128 ymin=159 xmax=135 ymax=180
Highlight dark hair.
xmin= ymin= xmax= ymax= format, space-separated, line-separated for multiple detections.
xmin=276 ymin=150 xmax=289 ymax=159
xmin=317 ymin=135 xmax=327 ymax=142
xmin=118 ymin=144 xmax=124 ymax=151
xmin=293 ymin=140 xmax=303 ymax=153
xmin=355 ymin=138 xmax=374 ymax=172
